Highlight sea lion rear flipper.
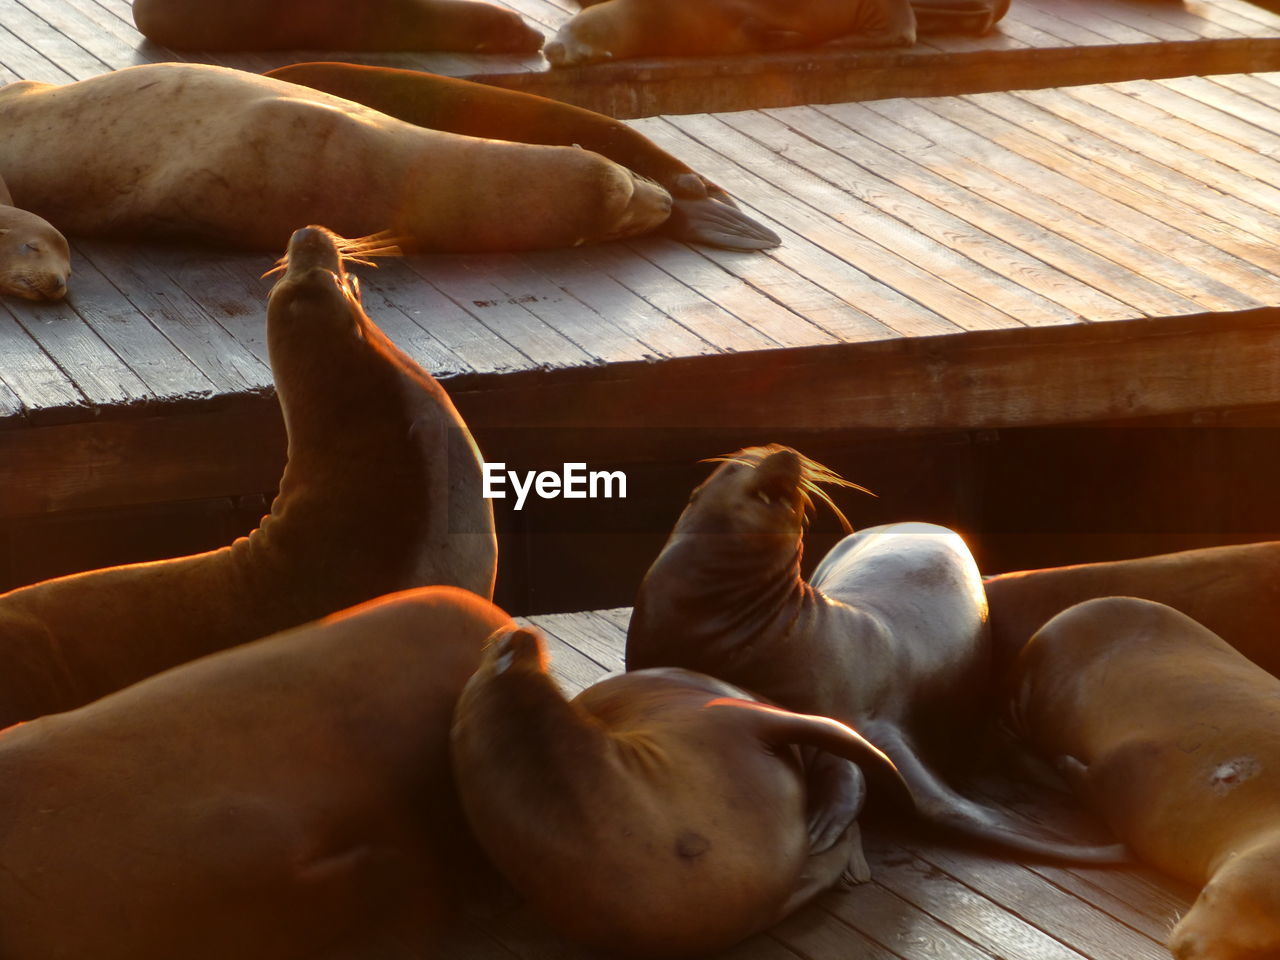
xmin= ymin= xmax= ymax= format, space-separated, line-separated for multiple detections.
xmin=663 ymin=195 xmax=781 ymax=250
xmin=871 ymin=726 xmax=1130 ymax=864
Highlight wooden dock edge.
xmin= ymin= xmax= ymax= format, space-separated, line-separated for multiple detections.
xmin=3 ymin=305 xmax=1278 ymax=520
xmin=469 ymin=38 xmax=1280 ymax=117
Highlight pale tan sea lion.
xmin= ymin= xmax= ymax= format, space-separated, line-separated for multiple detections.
xmin=0 ymin=225 xmax=496 ymax=728
xmin=452 ymin=625 xmax=909 ymax=957
xmin=545 ymin=0 xmax=916 ymax=68
xmin=0 ymin=586 xmax=513 ymax=960
xmin=627 ymin=444 xmax=1126 ymax=862
xmin=264 ymin=61 xmax=780 ymax=251
xmin=132 ymin=0 xmax=543 ymax=52
xmin=0 ymin=64 xmax=671 ymax=252
xmin=0 ymin=172 xmax=69 ymax=301
xmin=1012 ymin=596 xmax=1280 ymax=960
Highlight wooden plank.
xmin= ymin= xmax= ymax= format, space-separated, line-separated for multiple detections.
xmin=2 ymin=0 xmax=111 ymax=78
xmin=3 ymin=286 xmax=152 ymax=409
xmin=0 ymin=307 xmax=88 ymax=424
xmin=1061 ymin=81 xmax=1280 ymax=197
xmin=75 ymin=243 xmax=272 ymax=398
xmin=862 ymin=838 xmax=1094 ymax=960
xmin=572 ymin=239 xmax=783 ymax=353
xmin=666 ymin=112 xmax=1024 ymax=333
xmin=923 ymin=94 xmax=1280 ymax=304
xmin=721 ymin=108 xmax=1099 ymax=327
xmin=624 ymin=238 xmax=846 ymax=349
xmin=816 ymin=882 xmax=1002 ymax=960
xmin=634 ymin=116 xmax=964 ymax=338
xmin=18 ymin=0 xmax=156 ymax=70
xmin=0 ymin=20 xmax=75 ymax=81
xmin=969 ymin=89 xmax=1280 ymax=271
xmin=57 ymin=246 xmax=217 ymax=402
xmin=857 ymin=97 xmax=1256 ymax=314
xmin=517 ymin=247 xmax=718 ymax=359
xmin=815 ymin=99 xmax=1203 ymax=318
xmin=790 ymin=103 xmax=1136 ymax=323
xmin=353 ymin=259 xmax=531 ymax=376
xmin=404 ymin=256 xmax=596 ymax=370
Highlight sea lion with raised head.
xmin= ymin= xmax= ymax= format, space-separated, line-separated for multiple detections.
xmin=452 ymin=624 xmax=909 ymax=957
xmin=264 ymin=61 xmax=780 ymax=251
xmin=627 ymin=444 xmax=1126 ymax=862
xmin=0 ymin=172 xmax=69 ymax=301
xmin=0 ymin=225 xmax=496 ymax=728
xmin=0 ymin=64 xmax=670 ymax=252
xmin=1011 ymin=596 xmax=1280 ymax=960
xmin=0 ymin=586 xmax=513 ymax=960
xmin=985 ymin=540 xmax=1280 ymax=679
xmin=544 ymin=0 xmax=916 ymax=68
xmin=132 ymin=0 xmax=543 ymax=52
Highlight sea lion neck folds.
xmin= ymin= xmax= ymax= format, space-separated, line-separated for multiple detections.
xmin=0 ymin=226 xmax=496 ymax=727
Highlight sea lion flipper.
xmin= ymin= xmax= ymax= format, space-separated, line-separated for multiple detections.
xmin=802 ymin=748 xmax=867 ymax=853
xmin=872 ymin=726 xmax=1131 ymax=864
xmin=662 ymin=195 xmax=782 ymax=250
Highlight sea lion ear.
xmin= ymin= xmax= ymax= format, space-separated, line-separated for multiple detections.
xmin=750 ymin=447 xmax=802 ymax=503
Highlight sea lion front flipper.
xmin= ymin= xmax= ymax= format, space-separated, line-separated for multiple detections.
xmin=802 ymin=747 xmax=867 ymax=852
xmin=870 ymin=726 xmax=1130 ymax=864
xmin=662 ymin=175 xmax=781 ymax=250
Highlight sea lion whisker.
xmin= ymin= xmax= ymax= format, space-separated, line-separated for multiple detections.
xmin=702 ymin=447 xmax=875 ymax=535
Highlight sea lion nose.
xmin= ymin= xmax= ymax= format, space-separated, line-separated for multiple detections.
xmin=544 ymin=39 xmax=566 ymax=64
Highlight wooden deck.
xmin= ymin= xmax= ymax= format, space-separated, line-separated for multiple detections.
xmin=3 ymin=0 xmax=1280 ymax=114
xmin=421 ymin=605 xmax=1195 ymax=960
xmin=5 ymin=70 xmax=1280 ymax=522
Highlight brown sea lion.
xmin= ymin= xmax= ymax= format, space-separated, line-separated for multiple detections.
xmin=626 ymin=444 xmax=1126 ymax=862
xmin=544 ymin=0 xmax=916 ymax=68
xmin=0 ymin=64 xmax=670 ymax=253
xmin=984 ymin=541 xmax=1280 ymax=679
xmin=0 ymin=586 xmax=513 ymax=960
xmin=264 ymin=62 xmax=780 ymax=251
xmin=0 ymin=172 xmax=69 ymax=301
xmin=0 ymin=225 xmax=495 ymax=728
xmin=1011 ymin=596 xmax=1280 ymax=960
xmin=452 ymin=624 xmax=910 ymax=958
xmin=132 ymin=0 xmax=543 ymax=53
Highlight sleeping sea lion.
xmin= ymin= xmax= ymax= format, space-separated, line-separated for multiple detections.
xmin=0 ymin=64 xmax=670 ymax=253
xmin=544 ymin=0 xmax=916 ymax=68
xmin=627 ymin=444 xmax=1126 ymax=862
xmin=264 ymin=61 xmax=780 ymax=251
xmin=132 ymin=0 xmax=544 ymax=52
xmin=0 ymin=225 xmax=496 ymax=727
xmin=985 ymin=540 xmax=1280 ymax=679
xmin=0 ymin=586 xmax=513 ymax=960
xmin=1012 ymin=596 xmax=1280 ymax=960
xmin=0 ymin=172 xmax=69 ymax=301
xmin=452 ymin=624 xmax=909 ymax=957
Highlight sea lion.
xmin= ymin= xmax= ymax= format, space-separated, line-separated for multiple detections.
xmin=132 ymin=0 xmax=543 ymax=52
xmin=0 ymin=585 xmax=513 ymax=960
xmin=544 ymin=0 xmax=916 ymax=68
xmin=0 ymin=172 xmax=69 ymax=301
xmin=264 ymin=61 xmax=780 ymax=251
xmin=984 ymin=540 xmax=1280 ymax=679
xmin=452 ymin=624 xmax=910 ymax=958
xmin=626 ymin=444 xmax=1126 ymax=862
xmin=0 ymin=64 xmax=670 ymax=253
xmin=1011 ymin=596 xmax=1280 ymax=960
xmin=0 ymin=225 xmax=496 ymax=728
